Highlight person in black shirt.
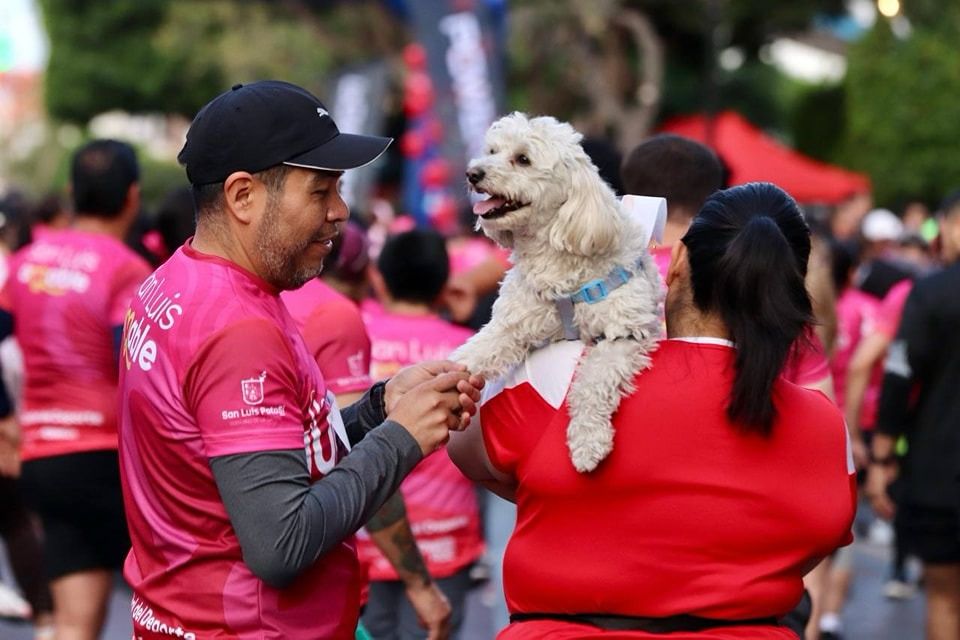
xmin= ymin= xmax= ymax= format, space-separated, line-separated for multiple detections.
xmin=869 ymin=190 xmax=960 ymax=640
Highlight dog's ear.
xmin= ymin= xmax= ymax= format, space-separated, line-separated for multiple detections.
xmin=548 ymin=155 xmax=623 ymax=257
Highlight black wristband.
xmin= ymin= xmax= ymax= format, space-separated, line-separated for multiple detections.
xmin=367 ymin=381 xmax=388 ymax=425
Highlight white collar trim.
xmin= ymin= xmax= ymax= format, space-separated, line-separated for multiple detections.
xmin=669 ymin=336 xmax=735 ymax=348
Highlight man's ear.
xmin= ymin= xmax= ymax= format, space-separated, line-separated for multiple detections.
xmin=665 ymin=241 xmax=688 ymax=288
xmin=222 ymin=172 xmax=258 ymax=225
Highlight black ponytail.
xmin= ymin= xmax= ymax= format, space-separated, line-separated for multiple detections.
xmin=682 ymin=182 xmax=813 ymax=435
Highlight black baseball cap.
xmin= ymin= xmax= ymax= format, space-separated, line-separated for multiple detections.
xmin=178 ymin=80 xmax=392 ymax=185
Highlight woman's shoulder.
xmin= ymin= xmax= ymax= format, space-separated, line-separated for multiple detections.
xmin=776 ymin=377 xmax=841 ymax=416
xmin=775 ymin=379 xmax=849 ymax=448
xmin=483 ymin=340 xmax=584 ymax=408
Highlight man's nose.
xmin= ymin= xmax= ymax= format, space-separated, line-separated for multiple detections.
xmin=329 ymin=193 xmax=349 ymax=222
xmin=466 ymin=168 xmax=485 ymax=185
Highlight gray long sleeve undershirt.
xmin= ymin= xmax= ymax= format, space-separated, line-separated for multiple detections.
xmin=209 ymin=383 xmax=422 ymax=589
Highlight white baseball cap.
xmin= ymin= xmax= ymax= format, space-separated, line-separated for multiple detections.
xmin=861 ymin=208 xmax=904 ymax=242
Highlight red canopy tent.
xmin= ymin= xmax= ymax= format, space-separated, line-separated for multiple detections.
xmin=659 ymin=111 xmax=870 ymax=205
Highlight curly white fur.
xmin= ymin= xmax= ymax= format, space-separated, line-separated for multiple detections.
xmin=452 ymin=112 xmax=662 ymax=472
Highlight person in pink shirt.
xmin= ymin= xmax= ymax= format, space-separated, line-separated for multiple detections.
xmin=844 ymin=278 xmax=913 ymax=463
xmin=118 ymin=81 xmax=482 ymax=640
xmin=0 ymin=140 xmax=152 ymax=640
xmin=283 ymin=276 xmax=454 ymax=638
xmin=360 ymin=229 xmax=484 ymax=640
xmin=284 ymin=279 xmax=374 ymax=400
xmin=830 ymin=241 xmax=883 ymax=440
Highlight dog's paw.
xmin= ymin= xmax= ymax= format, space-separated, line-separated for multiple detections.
xmin=451 ymin=345 xmax=511 ymax=380
xmin=450 ymin=345 xmax=483 ymax=372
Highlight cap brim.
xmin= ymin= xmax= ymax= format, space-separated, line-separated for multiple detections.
xmin=283 ymin=132 xmax=392 ymax=172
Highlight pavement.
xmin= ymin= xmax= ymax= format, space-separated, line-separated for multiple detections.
xmin=0 ymin=535 xmax=926 ymax=639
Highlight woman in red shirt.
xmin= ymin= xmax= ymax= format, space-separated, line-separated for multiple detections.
xmin=450 ymin=182 xmax=856 ymax=639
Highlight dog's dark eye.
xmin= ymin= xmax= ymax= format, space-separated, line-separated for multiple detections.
xmin=515 ymin=154 xmax=531 ymax=166
xmin=488 ymin=147 xmax=497 ymax=155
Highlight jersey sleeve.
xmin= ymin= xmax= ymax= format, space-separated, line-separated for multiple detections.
xmin=183 ymin=318 xmax=308 ymax=458
xmin=481 ymin=342 xmax=581 ymax=475
xmin=479 ymin=388 xmax=526 ymax=475
xmin=109 ymin=257 xmax=152 ymax=326
xmin=480 ymin=381 xmax=564 ymax=476
xmin=301 ymin=302 xmax=372 ymax=396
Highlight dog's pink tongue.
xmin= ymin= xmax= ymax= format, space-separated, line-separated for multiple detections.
xmin=473 ymin=197 xmax=505 ymax=216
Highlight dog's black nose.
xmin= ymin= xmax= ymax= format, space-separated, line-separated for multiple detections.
xmin=466 ymin=168 xmax=485 ymax=185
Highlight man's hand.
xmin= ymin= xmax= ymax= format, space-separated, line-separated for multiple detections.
xmin=405 ymin=581 xmax=451 ymax=640
xmin=386 ymin=361 xmax=484 ymax=431
xmin=387 ymin=370 xmax=482 ymax=456
xmin=0 ymin=416 xmax=21 ymax=478
xmin=865 ymin=462 xmax=897 ymax=520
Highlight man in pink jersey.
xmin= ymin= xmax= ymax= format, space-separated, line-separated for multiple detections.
xmin=283 ymin=276 xmax=454 ymax=638
xmin=118 ymin=81 xmax=481 ymax=640
xmin=0 ymin=140 xmax=152 ymax=640
xmin=360 ymin=229 xmax=484 ymax=640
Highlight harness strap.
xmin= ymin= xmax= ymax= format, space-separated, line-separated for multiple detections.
xmin=553 ymin=256 xmax=645 ymax=341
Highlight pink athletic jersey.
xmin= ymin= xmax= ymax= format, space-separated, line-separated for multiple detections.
xmin=357 ymin=311 xmax=484 ymax=580
xmin=875 ymin=279 xmax=912 ymax=340
xmin=447 ymin=236 xmax=511 ymax=276
xmin=282 ymin=279 xmax=372 ymax=396
xmin=118 ymin=243 xmax=359 ymax=640
xmin=651 ymin=243 xmax=831 ymax=388
xmin=832 ymin=288 xmax=882 ymax=428
xmin=0 ymin=229 xmax=150 ymax=461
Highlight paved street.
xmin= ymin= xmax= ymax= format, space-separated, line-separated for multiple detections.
xmin=0 ymin=534 xmax=926 ymax=640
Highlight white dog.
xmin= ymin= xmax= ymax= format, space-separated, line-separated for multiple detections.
xmin=452 ymin=112 xmax=662 ymax=472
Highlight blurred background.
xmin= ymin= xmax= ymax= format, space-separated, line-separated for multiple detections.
xmin=0 ymin=2 xmax=955 ymax=639
xmin=1 ymin=0 xmax=957 ymax=226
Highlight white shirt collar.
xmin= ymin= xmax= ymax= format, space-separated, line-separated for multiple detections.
xmin=668 ymin=336 xmax=735 ymax=348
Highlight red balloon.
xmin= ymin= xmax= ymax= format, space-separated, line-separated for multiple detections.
xmin=404 ymin=94 xmax=432 ymax=117
xmin=430 ymin=196 xmax=458 ymax=232
xmin=421 ymin=158 xmax=451 ymax=188
xmin=404 ymin=71 xmax=433 ymax=97
xmin=403 ymin=73 xmax=434 ymax=116
xmin=403 ymin=43 xmax=428 ymax=71
xmin=400 ymin=131 xmax=426 ymax=158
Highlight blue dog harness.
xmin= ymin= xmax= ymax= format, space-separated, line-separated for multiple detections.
xmin=553 ymin=256 xmax=645 ymax=341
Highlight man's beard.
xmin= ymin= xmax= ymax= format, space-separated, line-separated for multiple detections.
xmin=255 ymin=201 xmax=323 ymax=290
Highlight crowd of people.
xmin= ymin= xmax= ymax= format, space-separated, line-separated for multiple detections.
xmin=0 ymin=78 xmax=955 ymax=640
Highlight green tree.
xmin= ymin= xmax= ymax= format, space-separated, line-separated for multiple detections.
xmin=39 ymin=0 xmax=221 ymax=123
xmin=37 ymin=0 xmax=403 ymax=125
xmin=843 ymin=16 xmax=960 ymax=206
xmin=790 ymin=82 xmax=845 ymax=162
xmin=507 ymin=0 xmax=845 ymax=147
